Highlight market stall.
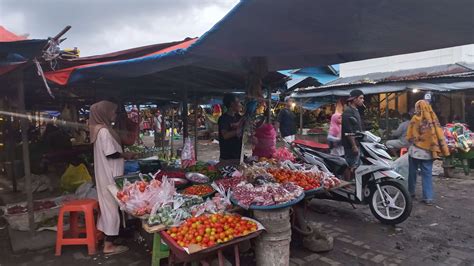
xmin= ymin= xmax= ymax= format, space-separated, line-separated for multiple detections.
xmin=443 ymin=123 xmax=474 ymax=176
xmin=106 ymin=148 xmax=343 ymax=265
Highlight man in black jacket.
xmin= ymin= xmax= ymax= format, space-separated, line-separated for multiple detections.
xmin=276 ymin=97 xmax=297 ymax=143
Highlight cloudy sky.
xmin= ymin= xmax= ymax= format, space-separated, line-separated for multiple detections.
xmin=0 ymin=0 xmax=239 ymax=56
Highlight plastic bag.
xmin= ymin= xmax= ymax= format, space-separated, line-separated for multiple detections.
xmin=75 ymin=182 xmax=98 ymax=200
xmin=181 ymin=137 xmax=196 ymax=168
xmin=60 ymin=164 xmax=92 ymax=192
xmin=117 ymin=178 xmax=176 ymax=217
xmin=252 ymin=123 xmax=277 ymax=158
xmin=273 ymin=147 xmax=295 ymax=162
xmin=393 ymin=153 xmax=409 ymax=180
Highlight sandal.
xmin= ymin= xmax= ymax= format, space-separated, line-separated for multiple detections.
xmin=104 ymin=245 xmax=129 ymax=256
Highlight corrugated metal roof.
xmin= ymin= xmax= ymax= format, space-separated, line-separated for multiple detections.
xmin=301 ymin=63 xmax=474 ymax=92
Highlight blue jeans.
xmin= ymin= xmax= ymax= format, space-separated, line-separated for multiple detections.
xmin=408 ymin=156 xmax=434 ymax=200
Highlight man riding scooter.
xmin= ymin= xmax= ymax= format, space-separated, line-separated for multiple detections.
xmin=341 ymin=89 xmax=365 ymax=180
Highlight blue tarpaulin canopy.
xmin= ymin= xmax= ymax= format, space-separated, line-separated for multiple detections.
xmin=189 ymin=0 xmax=474 ymax=72
xmin=45 ymin=0 xmax=474 ymax=87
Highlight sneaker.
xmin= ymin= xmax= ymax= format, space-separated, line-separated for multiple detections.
xmin=423 ymin=199 xmax=434 ymax=206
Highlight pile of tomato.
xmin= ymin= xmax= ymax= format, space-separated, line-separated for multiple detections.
xmin=267 ymin=168 xmax=320 ymax=191
xmin=182 ymin=184 xmax=214 ymax=196
xmin=166 ymin=214 xmax=258 ymax=248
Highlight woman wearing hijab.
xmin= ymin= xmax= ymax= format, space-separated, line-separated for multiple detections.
xmin=406 ymin=100 xmax=449 ymax=205
xmin=327 ymin=113 xmax=344 ymax=156
xmin=89 ymin=101 xmax=134 ymax=255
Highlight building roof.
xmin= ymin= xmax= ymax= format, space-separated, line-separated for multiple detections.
xmin=292 ymin=63 xmax=474 ymax=98
xmin=323 ymin=63 xmax=474 ymax=88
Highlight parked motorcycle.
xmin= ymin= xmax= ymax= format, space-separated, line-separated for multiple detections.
xmin=291 ymin=131 xmax=412 ymax=225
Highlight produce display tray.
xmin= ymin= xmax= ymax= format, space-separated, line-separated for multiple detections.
xmin=160 ymin=217 xmax=264 ymax=257
xmin=1 ymin=196 xmax=73 ymax=231
xmin=180 ymin=184 xmax=216 ymax=199
xmin=230 ymin=192 xmax=304 ymax=210
xmin=162 ymin=230 xmax=262 ymax=263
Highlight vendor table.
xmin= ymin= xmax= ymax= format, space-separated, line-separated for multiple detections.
xmin=443 ymin=149 xmax=474 ymax=177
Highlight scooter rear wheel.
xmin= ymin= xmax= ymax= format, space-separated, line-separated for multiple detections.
xmin=369 ymin=180 xmax=412 ymax=225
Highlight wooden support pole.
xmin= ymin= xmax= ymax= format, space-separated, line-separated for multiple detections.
xmin=241 ymin=57 xmax=268 ymax=164
xmin=450 ymin=92 xmax=453 ymax=121
xmin=267 ymin=87 xmax=272 ymax=122
xmin=170 ymin=106 xmax=175 ymax=158
xmin=161 ymin=107 xmax=165 ymax=158
xmin=194 ymin=96 xmax=198 ymax=160
xmin=395 ymin=92 xmax=399 ymax=115
xmin=182 ymin=90 xmax=189 ymax=144
xmin=17 ymin=71 xmax=35 ymax=236
xmin=461 ymin=92 xmax=466 ymax=121
xmin=377 ymin=94 xmax=381 ymax=121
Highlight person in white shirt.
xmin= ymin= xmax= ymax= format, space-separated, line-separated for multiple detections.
xmin=153 ymin=110 xmax=163 ymax=148
xmin=90 ymin=101 xmax=135 ymax=255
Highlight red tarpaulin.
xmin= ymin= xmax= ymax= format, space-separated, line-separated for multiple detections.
xmin=0 ymin=26 xmax=26 ymax=42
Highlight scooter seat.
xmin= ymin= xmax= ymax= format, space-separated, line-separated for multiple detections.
xmin=313 ymin=150 xmax=348 ymax=167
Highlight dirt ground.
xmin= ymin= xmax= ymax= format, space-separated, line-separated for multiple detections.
xmin=0 ymin=141 xmax=473 ymax=266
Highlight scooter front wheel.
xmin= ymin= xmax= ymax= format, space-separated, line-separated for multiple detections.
xmin=369 ymin=180 xmax=412 ymax=225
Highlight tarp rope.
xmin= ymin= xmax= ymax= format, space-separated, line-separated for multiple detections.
xmin=34 ymin=58 xmax=55 ymax=99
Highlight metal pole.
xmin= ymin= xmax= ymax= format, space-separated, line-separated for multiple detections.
xmin=17 ymin=71 xmax=35 ymax=236
xmin=194 ymin=96 xmax=198 ymax=160
xmin=386 ymin=93 xmax=390 ymax=133
xmin=299 ymin=101 xmax=303 ymax=135
xmin=450 ymin=92 xmax=453 ymax=121
xmin=267 ymin=88 xmax=271 ymax=122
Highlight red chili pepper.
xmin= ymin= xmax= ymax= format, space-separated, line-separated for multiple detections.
xmin=183 ymin=185 xmax=214 ymax=196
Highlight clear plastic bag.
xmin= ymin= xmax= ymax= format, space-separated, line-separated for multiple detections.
xmin=181 ymin=137 xmax=196 ymax=168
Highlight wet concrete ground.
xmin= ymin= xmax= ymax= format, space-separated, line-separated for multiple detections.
xmin=1 ymin=141 xmax=473 ymax=265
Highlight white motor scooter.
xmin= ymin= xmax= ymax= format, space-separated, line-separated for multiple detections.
xmin=291 ymin=131 xmax=412 ymax=225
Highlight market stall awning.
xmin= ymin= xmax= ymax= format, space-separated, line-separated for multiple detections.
xmin=43 ymin=0 xmax=473 ymax=87
xmin=0 ymin=26 xmax=26 ymax=42
xmin=44 ymin=38 xmax=197 ymax=85
xmin=188 ymin=0 xmax=474 ymax=72
xmin=0 ymin=26 xmax=48 ymax=76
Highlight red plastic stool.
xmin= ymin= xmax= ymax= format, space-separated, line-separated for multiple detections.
xmin=55 ymin=199 xmax=103 ymax=256
xmin=400 ymin=147 xmax=408 ymax=157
